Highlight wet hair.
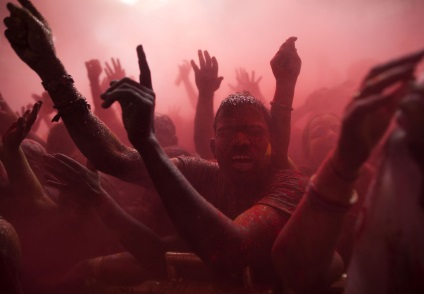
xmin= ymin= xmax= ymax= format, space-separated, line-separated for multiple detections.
xmin=213 ymin=91 xmax=271 ymax=130
xmin=302 ymin=113 xmax=340 ymax=160
xmin=154 ymin=113 xmax=178 ymax=147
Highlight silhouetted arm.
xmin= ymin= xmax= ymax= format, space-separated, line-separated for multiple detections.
xmin=269 ymin=37 xmax=302 ymax=169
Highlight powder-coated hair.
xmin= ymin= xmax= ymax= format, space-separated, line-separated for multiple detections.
xmin=213 ymin=91 xmax=271 ymax=131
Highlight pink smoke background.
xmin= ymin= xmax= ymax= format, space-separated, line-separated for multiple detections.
xmin=0 ymin=0 xmax=423 ymax=146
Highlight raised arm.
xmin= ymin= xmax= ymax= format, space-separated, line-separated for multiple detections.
xmin=191 ymin=50 xmax=223 ymax=159
xmin=43 ymin=153 xmax=167 ymax=273
xmin=272 ymin=49 xmax=424 ymax=293
xmin=1 ymin=101 xmax=57 ymax=214
xmin=270 ymin=37 xmax=302 ymax=169
xmin=4 ymin=1 xmax=147 ymax=183
xmin=175 ymin=60 xmax=197 ymax=109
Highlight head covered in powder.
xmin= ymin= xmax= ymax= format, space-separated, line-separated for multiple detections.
xmin=214 ymin=91 xmax=271 ymax=131
xmin=154 ymin=113 xmax=178 ymax=148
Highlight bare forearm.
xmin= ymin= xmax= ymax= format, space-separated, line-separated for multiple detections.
xmin=90 ymin=78 xmax=128 ymax=144
xmin=95 ymin=192 xmax=166 ymax=267
xmin=272 ymin=154 xmax=355 ymax=292
xmin=182 ymin=78 xmax=197 ymax=109
xmin=270 ymin=80 xmax=297 ymax=168
xmin=194 ymin=92 xmax=214 ymax=159
xmin=134 ymin=137 xmax=242 ymax=269
xmin=2 ymin=147 xmax=56 ymax=210
xmin=37 ymin=60 xmax=146 ymax=183
xmin=272 ymin=198 xmax=345 ymax=293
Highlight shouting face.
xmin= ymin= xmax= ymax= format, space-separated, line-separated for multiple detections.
xmin=212 ymin=104 xmax=271 ymax=186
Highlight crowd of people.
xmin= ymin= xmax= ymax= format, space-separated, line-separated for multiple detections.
xmin=0 ymin=1 xmax=423 ymax=293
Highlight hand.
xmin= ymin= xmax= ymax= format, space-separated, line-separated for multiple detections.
xmin=229 ymin=68 xmax=263 ymax=98
xmin=4 ymin=0 xmax=56 ymax=73
xmin=104 ymin=58 xmax=125 ymax=82
xmin=175 ymin=60 xmax=192 ymax=85
xmin=270 ymin=37 xmax=301 ymax=83
xmin=191 ymin=50 xmax=223 ymax=95
xmin=85 ymin=59 xmax=103 ymax=82
xmin=2 ymin=101 xmax=42 ymax=151
xmin=333 ymin=49 xmax=424 ymax=176
xmin=44 ymin=153 xmax=104 ymax=209
xmin=101 ymin=78 xmax=156 ymax=146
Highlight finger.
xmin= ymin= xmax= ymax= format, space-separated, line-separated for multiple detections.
xmin=45 ymin=179 xmax=69 ymax=189
xmin=22 ymin=108 xmax=30 ymax=119
xmin=3 ymin=17 xmax=27 ymax=47
xmin=279 ymin=36 xmax=298 ymax=50
xmin=251 ymin=71 xmax=256 ymax=83
xmin=16 ymin=117 xmax=26 ymax=142
xmin=358 ymin=63 xmax=415 ymax=98
xmin=190 ymin=60 xmax=200 ymax=75
xmin=31 ymin=94 xmax=42 ymax=101
xmin=7 ymin=3 xmax=40 ymax=32
xmin=211 ymin=56 xmax=219 ymax=77
xmin=217 ymin=77 xmax=224 ymax=88
xmin=197 ymin=50 xmax=205 ymax=69
xmin=17 ymin=0 xmax=48 ymax=26
xmin=364 ymin=49 xmax=424 ymax=82
xmin=204 ymin=50 xmax=211 ymax=69
xmin=136 ymin=45 xmax=152 ymax=90
xmin=111 ymin=57 xmax=118 ymax=70
xmin=26 ymin=101 xmax=42 ymax=130
xmin=104 ymin=62 xmax=113 ymax=77
xmin=103 ymin=77 xmax=146 ymax=94
xmin=347 ymin=93 xmax=397 ymax=124
xmin=102 ymin=79 xmax=154 ymax=108
xmin=101 ymin=84 xmax=154 ymax=109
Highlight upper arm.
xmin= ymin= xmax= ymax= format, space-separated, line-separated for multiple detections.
xmin=233 ymin=204 xmax=290 ymax=264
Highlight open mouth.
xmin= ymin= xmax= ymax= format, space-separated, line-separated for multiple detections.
xmin=231 ymin=155 xmax=253 ymax=171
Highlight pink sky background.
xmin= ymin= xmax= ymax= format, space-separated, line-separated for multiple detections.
xmin=0 ymin=0 xmax=423 ymax=134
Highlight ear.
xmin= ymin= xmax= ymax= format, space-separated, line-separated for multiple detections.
xmin=210 ymin=138 xmax=216 ymax=158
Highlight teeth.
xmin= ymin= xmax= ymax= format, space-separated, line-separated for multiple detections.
xmin=232 ymin=155 xmax=251 ymax=160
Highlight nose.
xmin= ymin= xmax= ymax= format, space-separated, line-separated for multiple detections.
xmin=232 ymin=131 xmax=250 ymax=146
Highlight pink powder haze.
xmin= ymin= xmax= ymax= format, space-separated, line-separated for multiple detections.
xmin=0 ymin=0 xmax=423 ymax=142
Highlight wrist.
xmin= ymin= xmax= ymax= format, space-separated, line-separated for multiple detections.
xmin=312 ymin=151 xmax=358 ymax=205
xmin=130 ymin=133 xmax=159 ymax=151
xmin=37 ymin=57 xmax=67 ymax=83
xmin=275 ymin=76 xmax=298 ymax=87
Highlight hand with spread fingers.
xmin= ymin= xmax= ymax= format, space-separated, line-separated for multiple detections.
xmin=175 ymin=60 xmax=192 ymax=86
xmin=4 ymin=0 xmax=56 ymax=73
xmin=105 ymin=57 xmax=126 ymax=83
xmin=191 ymin=50 xmax=223 ymax=96
xmin=2 ymin=100 xmax=42 ymax=152
xmin=229 ymin=68 xmax=264 ymax=100
xmin=333 ymin=49 xmax=424 ymax=177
